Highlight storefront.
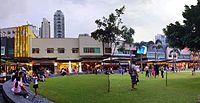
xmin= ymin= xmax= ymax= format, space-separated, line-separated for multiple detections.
xmin=57 ymin=62 xmax=80 ymax=73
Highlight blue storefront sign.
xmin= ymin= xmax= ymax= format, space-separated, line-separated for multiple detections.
xmin=137 ymin=46 xmax=147 ymax=54
xmin=178 ymin=55 xmax=191 ymax=59
xmin=147 ymin=52 xmax=165 ymax=60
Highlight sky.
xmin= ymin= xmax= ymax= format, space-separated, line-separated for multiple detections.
xmin=0 ymin=0 xmax=198 ymax=42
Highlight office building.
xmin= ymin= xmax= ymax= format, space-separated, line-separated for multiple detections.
xmin=39 ymin=18 xmax=50 ymax=38
xmin=54 ymin=10 xmax=65 ymax=38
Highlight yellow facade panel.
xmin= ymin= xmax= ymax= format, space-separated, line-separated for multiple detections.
xmin=14 ymin=25 xmax=37 ymax=58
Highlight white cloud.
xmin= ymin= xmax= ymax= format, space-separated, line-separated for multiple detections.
xmin=0 ymin=0 xmax=198 ymax=41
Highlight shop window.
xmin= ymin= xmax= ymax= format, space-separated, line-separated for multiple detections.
xmin=32 ymin=48 xmax=39 ymax=54
xmin=58 ymin=48 xmax=65 ymax=53
xmin=72 ymin=48 xmax=79 ymax=53
xmin=47 ymin=48 xmax=54 ymax=53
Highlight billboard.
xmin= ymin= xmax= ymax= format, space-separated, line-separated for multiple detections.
xmin=137 ymin=46 xmax=147 ymax=54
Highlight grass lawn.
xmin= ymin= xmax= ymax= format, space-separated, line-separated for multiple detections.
xmin=36 ymin=72 xmax=200 ymax=103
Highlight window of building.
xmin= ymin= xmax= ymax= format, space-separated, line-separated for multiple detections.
xmin=32 ymin=48 xmax=39 ymax=54
xmin=83 ymin=48 xmax=100 ymax=53
xmin=105 ymin=48 xmax=112 ymax=53
xmin=58 ymin=48 xmax=65 ymax=53
xmin=123 ymin=50 xmax=130 ymax=54
xmin=94 ymin=48 xmax=100 ymax=53
xmin=47 ymin=48 xmax=54 ymax=53
xmin=12 ymin=31 xmax=15 ymax=34
xmin=72 ymin=48 xmax=79 ymax=53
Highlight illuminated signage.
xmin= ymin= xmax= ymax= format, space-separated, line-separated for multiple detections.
xmin=137 ymin=46 xmax=147 ymax=54
xmin=1 ymin=46 xmax=5 ymax=55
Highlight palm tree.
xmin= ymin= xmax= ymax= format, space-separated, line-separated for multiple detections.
xmin=148 ymin=40 xmax=163 ymax=62
xmin=169 ymin=48 xmax=180 ymax=72
xmin=134 ymin=41 xmax=147 ymax=71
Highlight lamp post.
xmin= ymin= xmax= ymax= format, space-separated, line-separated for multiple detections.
xmin=169 ymin=48 xmax=180 ymax=72
xmin=170 ymin=50 xmax=176 ymax=72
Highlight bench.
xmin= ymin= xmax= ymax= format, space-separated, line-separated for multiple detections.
xmin=2 ymin=80 xmax=54 ymax=103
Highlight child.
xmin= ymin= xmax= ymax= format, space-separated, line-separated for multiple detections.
xmin=33 ymin=72 xmax=38 ymax=97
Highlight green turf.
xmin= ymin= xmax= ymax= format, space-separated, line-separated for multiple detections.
xmin=36 ymin=72 xmax=200 ymax=103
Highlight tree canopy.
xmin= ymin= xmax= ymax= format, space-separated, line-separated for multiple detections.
xmin=163 ymin=1 xmax=200 ymax=52
xmin=91 ymin=6 xmax=135 ymax=48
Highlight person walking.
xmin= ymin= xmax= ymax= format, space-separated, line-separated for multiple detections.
xmin=161 ymin=66 xmax=164 ymax=78
xmin=192 ymin=67 xmax=196 ymax=76
xmin=154 ymin=64 xmax=159 ymax=78
xmin=144 ymin=65 xmax=149 ymax=77
xmin=148 ymin=65 xmax=152 ymax=77
xmin=129 ymin=64 xmax=139 ymax=91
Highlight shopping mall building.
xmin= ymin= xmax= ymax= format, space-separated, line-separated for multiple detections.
xmin=1 ymin=25 xmax=134 ymax=74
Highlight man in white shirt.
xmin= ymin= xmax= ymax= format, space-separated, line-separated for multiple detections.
xmin=129 ymin=64 xmax=139 ymax=91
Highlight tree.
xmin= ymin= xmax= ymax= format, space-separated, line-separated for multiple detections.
xmin=134 ymin=41 xmax=147 ymax=71
xmin=121 ymin=25 xmax=135 ymax=71
xmin=91 ymin=6 xmax=125 ymax=47
xmin=148 ymin=40 xmax=163 ymax=62
xmin=91 ymin=6 xmax=135 ymax=92
xmin=163 ymin=1 xmax=200 ymax=57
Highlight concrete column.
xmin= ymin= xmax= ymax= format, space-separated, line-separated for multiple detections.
xmin=54 ymin=63 xmax=58 ymax=74
xmin=79 ymin=62 xmax=82 ymax=73
xmin=69 ymin=61 xmax=72 ymax=73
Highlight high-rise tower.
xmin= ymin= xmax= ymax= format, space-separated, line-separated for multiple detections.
xmin=54 ymin=10 xmax=65 ymax=38
xmin=39 ymin=18 xmax=50 ymax=38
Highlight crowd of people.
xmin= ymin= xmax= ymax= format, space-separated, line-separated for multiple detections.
xmin=60 ymin=67 xmax=79 ymax=76
xmin=144 ymin=64 xmax=165 ymax=78
xmin=4 ymin=63 xmax=199 ymax=97
xmin=10 ymin=66 xmax=43 ymax=99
